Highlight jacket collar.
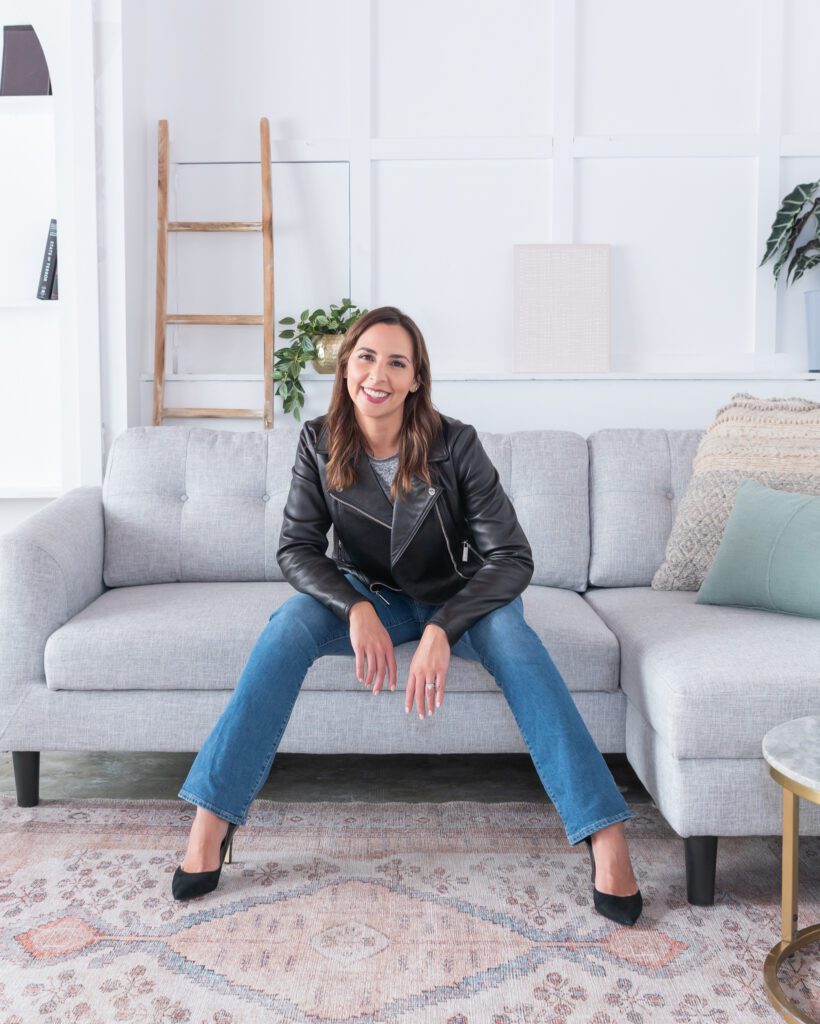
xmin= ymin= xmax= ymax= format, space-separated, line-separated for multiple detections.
xmin=315 ymin=419 xmax=449 ymax=567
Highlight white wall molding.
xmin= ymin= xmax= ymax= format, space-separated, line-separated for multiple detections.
xmin=348 ymin=0 xmax=373 ymax=306
xmin=754 ymin=0 xmax=784 ymax=360
xmin=551 ymin=0 xmax=576 ymax=243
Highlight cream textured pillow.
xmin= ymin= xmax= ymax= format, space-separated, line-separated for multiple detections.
xmin=652 ymin=392 xmax=820 ymax=591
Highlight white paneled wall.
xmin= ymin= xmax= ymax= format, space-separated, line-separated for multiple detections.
xmin=373 ymin=0 xmax=553 ymax=139
xmin=374 ymin=159 xmax=553 ymax=375
xmin=575 ymin=158 xmax=758 ymax=371
xmin=109 ymin=0 xmax=820 ymax=439
xmin=576 ymin=0 xmax=762 ymax=136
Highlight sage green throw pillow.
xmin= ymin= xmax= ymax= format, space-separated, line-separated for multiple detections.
xmin=695 ymin=478 xmax=820 ymax=619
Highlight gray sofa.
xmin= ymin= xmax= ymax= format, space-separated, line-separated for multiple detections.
xmin=3 ymin=424 xmax=820 ymax=906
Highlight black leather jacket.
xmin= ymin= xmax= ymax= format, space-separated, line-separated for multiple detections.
xmin=276 ymin=412 xmax=534 ymax=647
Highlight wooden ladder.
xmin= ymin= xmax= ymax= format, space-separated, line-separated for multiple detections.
xmin=152 ymin=117 xmax=274 ymax=428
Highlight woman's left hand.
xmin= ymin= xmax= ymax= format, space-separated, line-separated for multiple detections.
xmin=405 ymin=624 xmax=450 ymax=719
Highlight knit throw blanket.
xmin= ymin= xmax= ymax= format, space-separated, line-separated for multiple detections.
xmin=652 ymin=392 xmax=820 ymax=591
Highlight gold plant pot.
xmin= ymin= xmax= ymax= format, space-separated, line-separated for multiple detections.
xmin=311 ymin=334 xmax=344 ymax=374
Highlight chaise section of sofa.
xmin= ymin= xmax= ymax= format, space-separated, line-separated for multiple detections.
xmin=586 ymin=428 xmax=820 ymax=903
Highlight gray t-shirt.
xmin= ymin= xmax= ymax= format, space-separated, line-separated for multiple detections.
xmin=367 ymin=453 xmax=399 ymax=505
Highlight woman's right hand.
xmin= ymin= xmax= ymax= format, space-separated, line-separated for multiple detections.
xmin=348 ymin=600 xmax=397 ymax=695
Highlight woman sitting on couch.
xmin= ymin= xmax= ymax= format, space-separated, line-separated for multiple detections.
xmin=172 ymin=305 xmax=643 ymax=926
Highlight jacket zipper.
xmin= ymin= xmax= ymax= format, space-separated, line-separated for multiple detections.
xmin=330 ymin=493 xmax=391 ymax=529
xmin=331 ymin=496 xmax=401 ymax=604
xmin=465 ymin=538 xmax=487 ymax=564
xmin=435 ymin=503 xmax=469 ymax=580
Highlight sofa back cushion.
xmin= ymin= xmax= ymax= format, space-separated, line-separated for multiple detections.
xmin=102 ymin=425 xmax=590 ymax=589
xmin=588 ymin=429 xmax=704 ymax=587
xmin=103 ymin=426 xmax=301 ymax=586
xmin=481 ymin=429 xmax=589 ymax=590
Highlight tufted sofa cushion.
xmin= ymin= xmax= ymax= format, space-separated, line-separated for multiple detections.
xmin=587 ymin=428 xmax=704 ymax=587
xmin=103 ymin=426 xmax=302 ymax=586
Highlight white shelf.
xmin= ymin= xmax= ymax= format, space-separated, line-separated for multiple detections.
xmin=0 ymin=486 xmax=60 ymax=499
xmin=0 ymin=95 xmax=53 ymax=115
xmin=0 ymin=299 xmax=59 ymax=309
xmin=142 ymin=371 xmax=820 ymax=383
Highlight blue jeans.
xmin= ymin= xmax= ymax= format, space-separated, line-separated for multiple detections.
xmin=178 ymin=574 xmax=633 ymax=845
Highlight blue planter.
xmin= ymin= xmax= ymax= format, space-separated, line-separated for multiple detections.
xmin=807 ymin=290 xmax=820 ymax=372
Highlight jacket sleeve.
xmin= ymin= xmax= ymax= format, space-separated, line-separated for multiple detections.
xmin=276 ymin=425 xmax=370 ymax=623
xmin=426 ymin=425 xmax=534 ymax=647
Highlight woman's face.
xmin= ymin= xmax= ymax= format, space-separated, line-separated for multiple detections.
xmin=344 ymin=322 xmax=418 ymax=428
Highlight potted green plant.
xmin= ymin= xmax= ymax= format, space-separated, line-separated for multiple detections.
xmin=273 ymin=298 xmax=368 ymax=421
xmin=759 ymin=177 xmax=820 ymax=371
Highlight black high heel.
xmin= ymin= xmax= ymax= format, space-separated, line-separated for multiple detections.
xmin=172 ymin=821 xmax=238 ymax=901
xmin=583 ymin=834 xmax=643 ymax=926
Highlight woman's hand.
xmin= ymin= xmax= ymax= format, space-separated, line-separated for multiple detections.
xmin=349 ymin=600 xmax=397 ymax=695
xmin=406 ymin=624 xmax=450 ymax=719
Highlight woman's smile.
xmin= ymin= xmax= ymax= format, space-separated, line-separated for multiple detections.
xmin=362 ymin=386 xmax=391 ymax=404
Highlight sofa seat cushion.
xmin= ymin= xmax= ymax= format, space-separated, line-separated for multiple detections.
xmin=44 ymin=582 xmax=618 ymax=694
xmin=583 ymin=586 xmax=820 ymax=758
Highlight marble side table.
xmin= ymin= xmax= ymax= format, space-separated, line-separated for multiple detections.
xmin=762 ymin=715 xmax=820 ymax=1024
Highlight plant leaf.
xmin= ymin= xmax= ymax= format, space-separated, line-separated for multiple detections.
xmin=787 ymin=239 xmax=820 ymax=285
xmin=772 ymin=197 xmax=820 ymax=281
xmin=760 ymin=180 xmax=820 ymax=274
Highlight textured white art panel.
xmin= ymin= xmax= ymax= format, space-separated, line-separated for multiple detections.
xmin=513 ymin=244 xmax=610 ymax=372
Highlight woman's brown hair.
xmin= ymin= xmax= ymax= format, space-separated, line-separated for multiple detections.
xmin=324 ymin=306 xmax=442 ymax=500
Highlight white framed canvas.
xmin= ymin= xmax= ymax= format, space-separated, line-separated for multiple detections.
xmin=513 ymin=243 xmax=611 ymax=372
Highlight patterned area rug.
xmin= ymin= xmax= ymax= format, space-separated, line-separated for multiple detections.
xmin=0 ymin=797 xmax=818 ymax=1024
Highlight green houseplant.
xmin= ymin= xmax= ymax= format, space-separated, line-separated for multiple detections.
xmin=759 ymin=177 xmax=820 ymax=285
xmin=273 ymin=298 xmax=368 ymax=421
xmin=759 ymin=177 xmax=820 ymax=372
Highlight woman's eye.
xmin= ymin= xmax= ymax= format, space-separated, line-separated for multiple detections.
xmin=358 ymin=354 xmax=406 ymax=369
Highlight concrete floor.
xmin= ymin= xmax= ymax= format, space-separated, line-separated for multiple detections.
xmin=0 ymin=750 xmax=653 ymax=807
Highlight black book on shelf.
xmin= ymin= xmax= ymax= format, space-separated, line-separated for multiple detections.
xmin=0 ymin=25 xmax=51 ymax=96
xmin=36 ymin=219 xmax=57 ymax=300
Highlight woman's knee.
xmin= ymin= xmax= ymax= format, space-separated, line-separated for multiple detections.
xmin=267 ymin=592 xmax=338 ymax=641
xmin=473 ymin=596 xmax=525 ymax=639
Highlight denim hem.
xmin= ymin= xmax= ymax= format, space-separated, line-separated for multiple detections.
xmin=567 ymin=809 xmax=635 ymax=846
xmin=178 ymin=788 xmax=245 ymax=827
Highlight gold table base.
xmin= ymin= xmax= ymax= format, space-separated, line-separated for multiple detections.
xmin=763 ymin=764 xmax=820 ymax=1024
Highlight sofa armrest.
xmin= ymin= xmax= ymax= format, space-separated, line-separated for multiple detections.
xmin=0 ymin=487 xmax=105 ymax=688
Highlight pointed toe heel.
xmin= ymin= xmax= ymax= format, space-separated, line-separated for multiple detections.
xmin=582 ymin=834 xmax=643 ymax=927
xmin=172 ymin=821 xmax=238 ymax=902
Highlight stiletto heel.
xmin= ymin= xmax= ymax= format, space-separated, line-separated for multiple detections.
xmin=582 ymin=834 xmax=643 ymax=926
xmin=172 ymin=821 xmax=238 ymax=901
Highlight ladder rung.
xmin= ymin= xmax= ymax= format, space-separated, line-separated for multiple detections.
xmin=161 ymin=407 xmax=264 ymax=419
xmin=168 ymin=221 xmax=262 ymax=232
xmin=166 ymin=314 xmax=264 ymax=325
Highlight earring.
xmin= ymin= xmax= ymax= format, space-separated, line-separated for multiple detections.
xmin=410 ymin=384 xmax=419 ymax=392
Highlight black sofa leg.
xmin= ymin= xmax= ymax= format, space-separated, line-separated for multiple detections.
xmin=11 ymin=751 xmax=40 ymax=807
xmin=684 ymin=835 xmax=718 ymax=905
